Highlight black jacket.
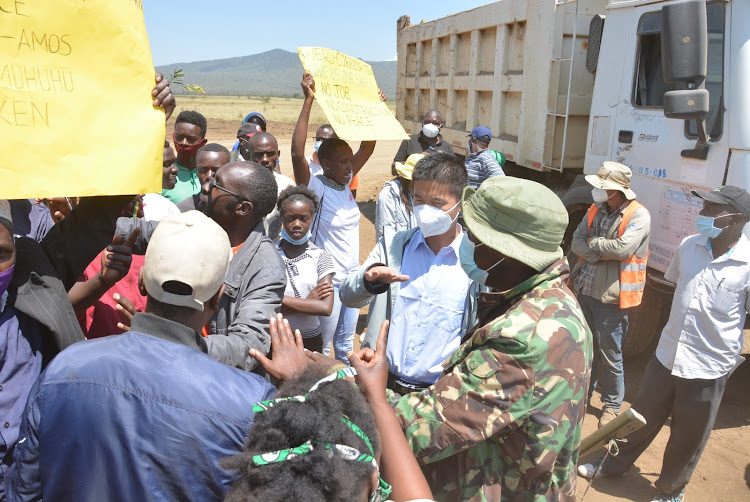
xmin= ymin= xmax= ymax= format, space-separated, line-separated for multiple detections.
xmin=8 ymin=196 xmax=131 ymax=362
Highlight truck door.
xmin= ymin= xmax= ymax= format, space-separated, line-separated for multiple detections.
xmin=610 ymin=2 xmax=728 ymax=273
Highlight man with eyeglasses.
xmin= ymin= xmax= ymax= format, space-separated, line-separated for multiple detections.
xmin=392 ymin=109 xmax=454 ymax=177
xmin=115 ymin=161 xmax=286 ymax=373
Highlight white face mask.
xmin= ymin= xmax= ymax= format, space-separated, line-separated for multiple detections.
xmin=592 ymin=188 xmax=615 ymax=204
xmin=422 ymin=123 xmax=440 ymax=138
xmin=414 ymin=201 xmax=460 ymax=237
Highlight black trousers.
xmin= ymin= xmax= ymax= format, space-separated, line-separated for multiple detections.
xmin=302 ymin=334 xmax=324 ymax=353
xmin=602 ymin=355 xmax=729 ymax=495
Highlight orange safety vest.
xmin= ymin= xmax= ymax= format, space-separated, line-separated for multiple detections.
xmin=580 ymin=201 xmax=648 ymax=308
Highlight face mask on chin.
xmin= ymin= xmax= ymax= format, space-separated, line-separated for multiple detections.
xmin=281 ymin=228 xmax=311 ymax=246
xmin=458 ymin=234 xmax=504 ymax=285
xmin=413 ymin=201 xmax=459 ymax=237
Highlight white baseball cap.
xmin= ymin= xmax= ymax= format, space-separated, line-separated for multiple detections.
xmin=142 ymin=211 xmax=231 ymax=311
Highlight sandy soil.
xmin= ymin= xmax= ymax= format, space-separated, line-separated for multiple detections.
xmin=195 ymin=117 xmax=750 ymax=502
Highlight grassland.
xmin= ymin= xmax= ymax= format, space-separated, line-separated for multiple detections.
xmin=176 ymin=95 xmax=397 ymax=124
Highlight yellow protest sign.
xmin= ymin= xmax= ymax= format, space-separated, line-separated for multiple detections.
xmin=298 ymin=47 xmax=408 ymax=141
xmin=0 ymin=0 xmax=165 ymax=199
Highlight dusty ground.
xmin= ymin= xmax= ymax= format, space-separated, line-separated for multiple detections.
xmin=197 ymin=117 xmax=750 ymax=502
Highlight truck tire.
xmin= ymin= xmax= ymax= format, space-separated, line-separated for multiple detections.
xmin=622 ymin=283 xmax=672 ymax=359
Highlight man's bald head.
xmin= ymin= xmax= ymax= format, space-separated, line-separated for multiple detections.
xmin=220 ymin=161 xmax=278 ymax=219
xmin=315 ymin=124 xmax=338 ymax=141
xmin=423 ymin=109 xmax=443 ymax=126
xmin=249 ymin=132 xmax=280 ymax=171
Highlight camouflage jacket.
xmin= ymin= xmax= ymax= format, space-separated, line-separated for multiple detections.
xmin=389 ymin=258 xmax=592 ymax=502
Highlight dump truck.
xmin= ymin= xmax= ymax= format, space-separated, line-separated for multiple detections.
xmin=396 ymin=0 xmax=749 ymax=356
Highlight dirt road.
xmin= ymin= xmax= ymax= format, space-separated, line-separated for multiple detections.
xmin=195 ymin=117 xmax=750 ymax=502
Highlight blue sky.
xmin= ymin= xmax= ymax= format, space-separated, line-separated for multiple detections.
xmin=144 ymin=1 xmax=495 ymax=66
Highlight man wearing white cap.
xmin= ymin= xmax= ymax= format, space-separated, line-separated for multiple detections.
xmin=570 ymin=161 xmax=651 ymax=427
xmin=7 ymin=211 xmax=276 ymax=501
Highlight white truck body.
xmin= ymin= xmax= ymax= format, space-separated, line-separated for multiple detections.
xmin=396 ymin=0 xmax=749 ymax=275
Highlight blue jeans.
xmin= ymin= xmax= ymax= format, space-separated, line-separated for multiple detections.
xmin=319 ymin=285 xmax=359 ymax=364
xmin=578 ymin=294 xmax=629 ymax=413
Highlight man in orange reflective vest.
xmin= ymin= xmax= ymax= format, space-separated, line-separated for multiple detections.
xmin=570 ymin=161 xmax=651 ymax=428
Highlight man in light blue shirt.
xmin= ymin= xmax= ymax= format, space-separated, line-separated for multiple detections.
xmin=340 ymin=153 xmax=479 ymax=392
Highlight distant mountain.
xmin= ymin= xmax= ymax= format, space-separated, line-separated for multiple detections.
xmin=156 ymin=49 xmax=397 ymax=98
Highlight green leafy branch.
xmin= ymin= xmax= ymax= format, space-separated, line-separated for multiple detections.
xmin=168 ymin=68 xmax=206 ymax=95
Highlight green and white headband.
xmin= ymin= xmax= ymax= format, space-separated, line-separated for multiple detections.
xmin=250 ymin=367 xmax=393 ymax=502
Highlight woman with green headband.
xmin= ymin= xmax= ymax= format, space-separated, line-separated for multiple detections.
xmin=224 ymin=314 xmax=433 ymax=502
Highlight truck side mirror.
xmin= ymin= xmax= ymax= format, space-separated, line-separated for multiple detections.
xmin=661 ymin=0 xmax=707 ymax=86
xmin=661 ymin=0 xmax=710 ymax=159
xmin=664 ymin=89 xmax=709 ymax=120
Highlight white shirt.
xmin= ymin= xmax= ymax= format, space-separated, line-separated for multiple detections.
xmin=307 ymin=174 xmax=359 ymax=286
xmin=141 ymin=193 xmax=180 ymax=222
xmin=386 ymin=229 xmax=470 ymax=384
xmin=277 ymin=242 xmax=335 ymax=337
xmin=307 ymin=155 xmax=323 ymax=177
xmin=656 ymin=233 xmax=750 ymax=379
xmin=264 ymin=172 xmax=296 ymax=241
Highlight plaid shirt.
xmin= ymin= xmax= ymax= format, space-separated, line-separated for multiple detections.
xmin=574 ymin=203 xmax=622 ymax=297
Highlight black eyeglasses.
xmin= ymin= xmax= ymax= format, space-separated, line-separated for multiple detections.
xmin=209 ymin=173 xmax=248 ymax=201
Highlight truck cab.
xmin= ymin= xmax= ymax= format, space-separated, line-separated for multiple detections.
xmin=585 ymin=0 xmax=745 ymax=275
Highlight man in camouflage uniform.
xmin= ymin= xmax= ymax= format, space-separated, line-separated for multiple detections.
xmin=388 ymin=176 xmax=593 ymax=501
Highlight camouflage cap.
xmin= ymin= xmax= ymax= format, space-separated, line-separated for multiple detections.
xmin=461 ymin=177 xmax=568 ymax=271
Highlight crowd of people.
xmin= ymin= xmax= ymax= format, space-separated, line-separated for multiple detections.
xmin=0 ymin=70 xmax=746 ymax=502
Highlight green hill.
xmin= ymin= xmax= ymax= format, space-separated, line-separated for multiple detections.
xmin=156 ymin=48 xmax=397 ymax=98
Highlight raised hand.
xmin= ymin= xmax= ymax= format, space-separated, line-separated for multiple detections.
xmin=152 ymin=72 xmax=176 ymax=120
xmin=100 ymin=228 xmax=140 ymax=288
xmin=114 ymin=293 xmax=137 ymax=331
xmin=348 ymin=320 xmax=389 ymax=399
xmin=249 ymin=313 xmax=310 ymax=382
xmin=301 ymin=72 xmax=315 ymax=100
xmin=363 ymin=266 xmax=409 ymax=285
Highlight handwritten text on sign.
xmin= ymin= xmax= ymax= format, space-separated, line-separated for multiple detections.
xmin=298 ymin=47 xmax=408 ymax=141
xmin=0 ymin=0 xmax=164 ymax=198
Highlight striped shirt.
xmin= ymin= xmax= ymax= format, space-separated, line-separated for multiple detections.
xmin=465 ymin=149 xmax=505 ymax=189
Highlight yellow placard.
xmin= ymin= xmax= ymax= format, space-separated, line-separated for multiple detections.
xmin=0 ymin=0 xmax=165 ymax=199
xmin=298 ymin=47 xmax=408 ymax=142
